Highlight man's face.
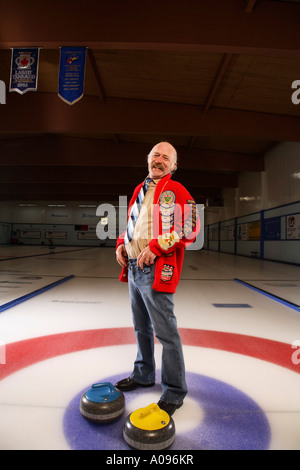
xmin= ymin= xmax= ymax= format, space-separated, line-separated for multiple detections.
xmin=148 ymin=142 xmax=177 ymax=179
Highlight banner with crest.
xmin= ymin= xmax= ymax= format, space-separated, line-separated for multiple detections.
xmin=9 ymin=48 xmax=41 ymax=94
xmin=58 ymin=46 xmax=87 ymax=105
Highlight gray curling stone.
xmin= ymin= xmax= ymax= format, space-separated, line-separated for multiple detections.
xmin=123 ymin=403 xmax=176 ymax=450
xmin=80 ymin=382 xmax=125 ymax=423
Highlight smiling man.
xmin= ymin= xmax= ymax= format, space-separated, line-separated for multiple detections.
xmin=115 ymin=142 xmax=200 ymax=416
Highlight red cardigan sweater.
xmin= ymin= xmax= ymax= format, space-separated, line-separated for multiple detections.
xmin=116 ymin=174 xmax=200 ymax=293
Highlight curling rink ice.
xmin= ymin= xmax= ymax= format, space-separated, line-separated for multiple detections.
xmin=0 ymin=245 xmax=299 ymax=450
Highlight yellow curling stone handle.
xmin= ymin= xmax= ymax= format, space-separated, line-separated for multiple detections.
xmin=130 ymin=403 xmax=170 ymax=431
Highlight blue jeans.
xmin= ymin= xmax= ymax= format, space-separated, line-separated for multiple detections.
xmin=127 ymin=259 xmax=187 ymax=405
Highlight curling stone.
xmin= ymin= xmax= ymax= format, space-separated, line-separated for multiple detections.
xmin=80 ymin=382 xmax=125 ymax=423
xmin=123 ymin=403 xmax=175 ymax=450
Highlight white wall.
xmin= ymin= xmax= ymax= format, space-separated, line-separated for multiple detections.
xmin=206 ymin=141 xmax=300 ymax=224
xmin=0 ymin=200 xmax=121 ymax=246
xmin=0 ymin=201 xmax=100 ymax=225
xmin=204 ymin=142 xmax=300 ymax=264
xmin=264 ymin=142 xmax=300 ymax=209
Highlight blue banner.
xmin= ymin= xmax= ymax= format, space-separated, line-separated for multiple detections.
xmin=58 ymin=47 xmax=87 ymax=105
xmin=264 ymin=217 xmax=281 ymax=240
xmin=9 ymin=48 xmax=41 ymax=94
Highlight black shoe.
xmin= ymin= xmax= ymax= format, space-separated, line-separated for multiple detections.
xmin=157 ymin=400 xmax=183 ymax=416
xmin=114 ymin=377 xmax=155 ymax=392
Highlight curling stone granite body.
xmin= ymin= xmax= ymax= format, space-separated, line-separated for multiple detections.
xmin=123 ymin=403 xmax=176 ymax=450
xmin=80 ymin=382 xmax=125 ymax=423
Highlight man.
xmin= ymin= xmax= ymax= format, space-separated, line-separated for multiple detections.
xmin=115 ymin=142 xmax=200 ymax=416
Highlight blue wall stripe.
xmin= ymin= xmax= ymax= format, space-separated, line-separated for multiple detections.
xmin=234 ymin=278 xmax=300 ymax=312
xmin=0 ymin=275 xmax=75 ymax=313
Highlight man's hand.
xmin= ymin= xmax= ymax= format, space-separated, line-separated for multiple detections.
xmin=116 ymin=243 xmax=128 ymax=267
xmin=137 ymin=246 xmax=157 ymax=269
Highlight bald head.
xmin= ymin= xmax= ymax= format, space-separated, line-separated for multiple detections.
xmin=147 ymin=142 xmax=177 ymax=179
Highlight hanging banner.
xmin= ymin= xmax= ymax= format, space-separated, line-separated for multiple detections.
xmin=58 ymin=47 xmax=87 ymax=105
xmin=9 ymin=48 xmax=41 ymax=94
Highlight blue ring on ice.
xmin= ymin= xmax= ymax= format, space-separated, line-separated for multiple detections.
xmin=63 ymin=371 xmax=271 ymax=450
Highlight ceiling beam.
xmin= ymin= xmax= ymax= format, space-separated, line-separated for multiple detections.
xmin=0 ymin=166 xmax=238 ymax=188
xmin=203 ymin=53 xmax=233 ymax=113
xmin=179 ymin=147 xmax=265 ymax=172
xmin=0 ymin=181 xmax=220 ymax=203
xmin=0 ymin=0 xmax=300 ymax=58
xmin=245 ymin=0 xmax=259 ymax=13
xmin=0 ymin=136 xmax=265 ymax=172
xmin=1 ymin=94 xmax=300 ymax=141
xmin=86 ymin=49 xmax=106 ymax=104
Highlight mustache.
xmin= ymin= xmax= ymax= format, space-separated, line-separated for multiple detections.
xmin=151 ymin=162 xmax=165 ymax=170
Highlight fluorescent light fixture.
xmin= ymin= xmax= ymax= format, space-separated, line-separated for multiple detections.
xmin=19 ymin=203 xmax=37 ymax=207
xmin=239 ymin=196 xmax=256 ymax=202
